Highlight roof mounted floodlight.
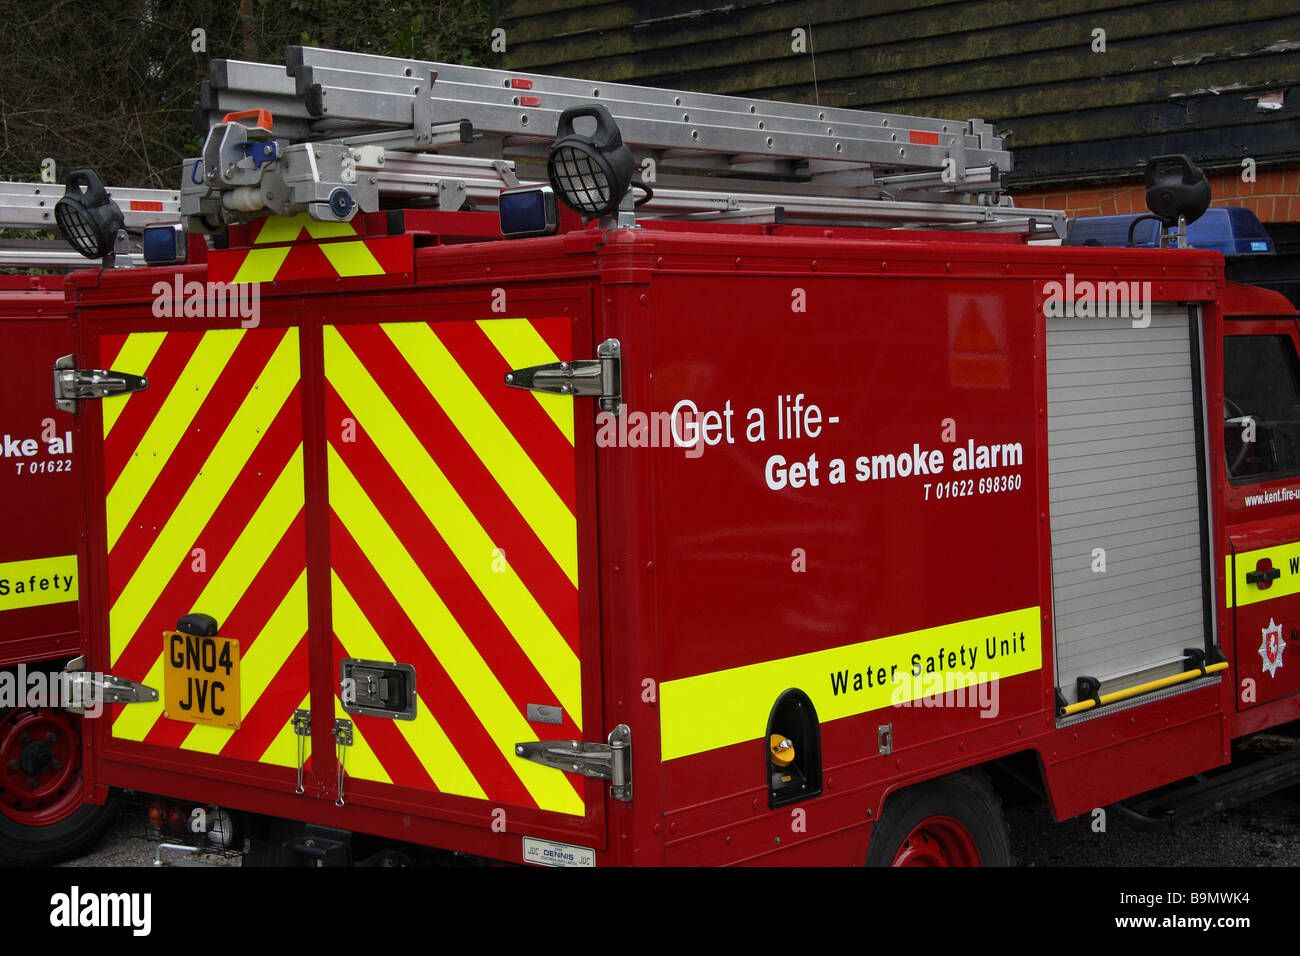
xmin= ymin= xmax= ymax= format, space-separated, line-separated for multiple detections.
xmin=547 ymin=105 xmax=636 ymax=222
xmin=55 ymin=170 xmax=126 ymax=260
xmin=1144 ymin=155 xmax=1211 ymax=228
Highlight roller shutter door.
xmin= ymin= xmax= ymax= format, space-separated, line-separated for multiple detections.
xmin=1046 ymin=304 xmax=1209 ymax=703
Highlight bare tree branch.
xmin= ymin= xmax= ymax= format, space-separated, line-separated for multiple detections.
xmin=0 ymin=0 xmax=491 ymax=188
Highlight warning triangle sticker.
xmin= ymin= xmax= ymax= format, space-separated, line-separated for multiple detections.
xmin=954 ymin=304 xmax=997 ymax=352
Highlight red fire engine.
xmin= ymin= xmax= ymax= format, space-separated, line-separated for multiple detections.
xmin=0 ymin=179 xmax=179 ymax=862
xmin=18 ymin=46 xmax=1300 ymax=866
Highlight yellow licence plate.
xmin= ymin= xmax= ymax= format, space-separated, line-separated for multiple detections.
xmin=162 ymin=631 xmax=241 ymax=730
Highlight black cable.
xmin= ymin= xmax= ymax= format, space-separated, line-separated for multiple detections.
xmin=1126 ymin=213 xmax=1163 ymax=247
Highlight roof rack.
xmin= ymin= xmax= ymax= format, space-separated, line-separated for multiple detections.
xmin=185 ymin=46 xmax=1064 ymax=236
xmin=0 ymin=180 xmax=180 ymax=270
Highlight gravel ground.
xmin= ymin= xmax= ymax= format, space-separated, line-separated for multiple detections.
xmin=56 ymin=811 xmax=240 ymax=868
xmin=1007 ymin=789 xmax=1300 ymax=866
xmin=53 ymin=783 xmax=1300 ymax=867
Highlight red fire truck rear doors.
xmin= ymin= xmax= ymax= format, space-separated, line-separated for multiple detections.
xmin=80 ymin=275 xmax=607 ymax=848
xmin=312 ymin=287 xmax=606 ymax=841
xmin=86 ymin=296 xmax=314 ymax=799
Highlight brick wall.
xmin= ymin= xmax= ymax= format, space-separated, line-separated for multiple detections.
xmin=1013 ymin=166 xmax=1300 ymax=223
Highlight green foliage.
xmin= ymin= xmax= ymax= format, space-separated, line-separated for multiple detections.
xmin=258 ymin=0 xmax=491 ymax=65
xmin=0 ymin=0 xmax=493 ymax=192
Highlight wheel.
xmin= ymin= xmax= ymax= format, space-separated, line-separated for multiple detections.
xmin=0 ymin=706 xmax=120 ymax=864
xmin=865 ymin=770 xmax=1011 ymax=867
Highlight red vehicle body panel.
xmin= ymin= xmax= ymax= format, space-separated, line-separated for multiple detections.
xmin=0 ymin=276 xmax=80 ymax=665
xmin=59 ymin=214 xmax=1300 ymax=865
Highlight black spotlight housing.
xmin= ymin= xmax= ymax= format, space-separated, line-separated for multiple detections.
xmin=547 ymin=105 xmax=636 ymax=221
xmin=1144 ymin=154 xmax=1211 ymax=228
xmin=54 ymin=169 xmax=125 ymax=260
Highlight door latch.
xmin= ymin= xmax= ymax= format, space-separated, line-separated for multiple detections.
xmin=53 ymin=354 xmax=148 ymax=413
xmin=515 ymin=723 xmax=631 ymax=801
xmin=504 ymin=338 xmax=621 ymax=414
xmin=333 ymin=719 xmax=353 ymax=807
xmin=292 ymin=709 xmax=311 ymax=795
xmin=339 ymin=658 xmax=416 ymax=720
xmin=62 ymin=655 xmax=159 ymax=715
xmin=1246 ymin=558 xmax=1282 ymax=588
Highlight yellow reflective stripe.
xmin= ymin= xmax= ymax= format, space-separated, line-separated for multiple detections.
xmin=243 ymin=214 xmax=364 ymax=281
xmin=109 ymin=329 xmax=300 ymax=665
xmin=187 ymin=446 xmax=304 ymax=623
xmin=659 ymin=606 xmax=1042 ymax=761
xmin=252 ymin=214 xmax=303 ymax=245
xmin=0 ymin=555 xmax=76 ymax=611
xmin=253 ymin=214 xmax=307 ymax=244
xmin=181 ymin=570 xmax=308 ymax=754
xmin=103 ymin=332 xmax=166 ymax=438
xmin=476 ymin=319 xmax=574 ymax=445
xmin=253 ymin=213 xmax=358 ymax=245
xmin=320 ymin=240 xmax=383 ymax=277
xmin=325 ymin=327 xmax=580 ymax=723
xmin=383 ymin=321 xmax=577 ymax=586
xmin=118 ymin=448 xmax=304 ymax=744
xmin=331 ymin=572 xmax=486 ymax=798
xmin=106 ymin=330 xmax=243 ymax=551
xmin=327 ymin=448 xmax=584 ymax=815
xmin=1227 ymin=542 xmax=1300 ymax=607
xmin=261 ymin=693 xmax=309 ymax=768
xmin=303 ymin=219 xmax=358 ymax=240
xmin=112 ymin=655 xmax=164 ymax=740
xmin=233 ymin=246 xmax=291 ymax=283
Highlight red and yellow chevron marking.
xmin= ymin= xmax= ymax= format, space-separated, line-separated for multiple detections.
xmin=324 ymin=317 xmax=585 ymax=815
xmin=98 ymin=327 xmax=310 ymax=770
xmin=208 ymin=213 xmax=411 ymax=285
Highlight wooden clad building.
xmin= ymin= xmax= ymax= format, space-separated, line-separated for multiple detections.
xmin=496 ymin=0 xmax=1300 ymax=255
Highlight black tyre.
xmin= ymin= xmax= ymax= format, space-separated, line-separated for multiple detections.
xmin=865 ymin=769 xmax=1011 ymax=867
xmin=0 ymin=792 xmax=120 ymax=865
xmin=0 ymin=705 xmax=120 ymax=864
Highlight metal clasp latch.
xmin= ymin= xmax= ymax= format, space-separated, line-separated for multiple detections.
xmin=333 ymin=719 xmax=353 ymax=807
xmin=53 ymin=354 xmax=148 ymax=413
xmin=62 ymin=655 xmax=158 ymax=716
xmin=504 ymin=338 xmax=622 ymax=414
xmin=339 ymin=658 xmax=416 ymax=720
xmin=514 ymin=723 xmax=632 ymax=802
xmin=292 ymin=709 xmax=311 ymax=795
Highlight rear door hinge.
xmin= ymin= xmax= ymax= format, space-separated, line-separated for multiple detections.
xmin=515 ymin=723 xmax=631 ymax=801
xmin=53 ymin=354 xmax=148 ymax=413
xmin=504 ymin=338 xmax=621 ymax=414
xmin=62 ymin=655 xmax=159 ymax=715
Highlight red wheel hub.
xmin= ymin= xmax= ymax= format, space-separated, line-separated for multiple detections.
xmin=0 ymin=708 xmax=84 ymax=826
xmin=891 ymin=815 xmax=981 ymax=866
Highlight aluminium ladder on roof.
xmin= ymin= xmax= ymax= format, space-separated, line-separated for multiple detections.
xmin=201 ymin=47 xmax=1009 ymax=181
xmin=0 ymin=181 xmax=181 ymax=270
xmin=186 ymin=46 xmax=1064 ymax=235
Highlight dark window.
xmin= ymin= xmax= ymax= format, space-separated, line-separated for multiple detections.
xmin=1224 ymin=334 xmax=1300 ymax=482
